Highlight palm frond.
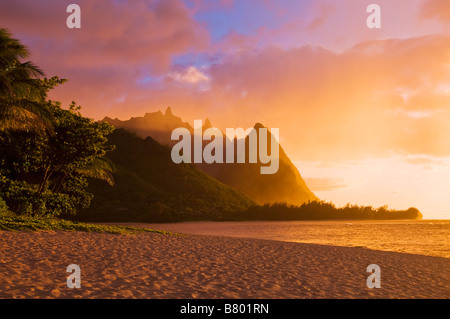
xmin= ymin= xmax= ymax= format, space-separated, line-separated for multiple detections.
xmin=0 ymin=28 xmax=30 ymax=61
xmin=0 ymin=30 xmax=31 ymax=72
xmin=0 ymin=27 xmax=49 ymax=132
xmin=0 ymin=105 xmax=49 ymax=133
xmin=76 ymin=158 xmax=116 ymax=186
xmin=6 ymin=61 xmax=45 ymax=79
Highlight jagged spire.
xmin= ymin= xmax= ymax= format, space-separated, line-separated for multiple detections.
xmin=254 ymin=122 xmax=265 ymax=129
xmin=165 ymin=106 xmax=173 ymax=116
xmin=204 ymin=118 xmax=212 ymax=129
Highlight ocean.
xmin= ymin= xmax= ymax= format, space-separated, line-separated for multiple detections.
xmin=138 ymin=220 xmax=450 ymax=258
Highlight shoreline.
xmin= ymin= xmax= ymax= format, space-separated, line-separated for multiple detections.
xmin=0 ymin=230 xmax=449 ymax=299
xmin=107 ymin=220 xmax=450 ymax=259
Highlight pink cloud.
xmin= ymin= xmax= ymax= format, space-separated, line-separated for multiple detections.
xmin=306 ymin=3 xmax=336 ymax=33
xmin=0 ymin=0 xmax=209 ymax=72
xmin=2 ymin=0 xmax=449 ymax=163
xmin=63 ymin=34 xmax=448 ymax=162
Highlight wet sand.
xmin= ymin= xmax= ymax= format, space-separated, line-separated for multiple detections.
xmin=0 ymin=230 xmax=448 ymax=299
xmin=127 ymin=220 xmax=450 ymax=258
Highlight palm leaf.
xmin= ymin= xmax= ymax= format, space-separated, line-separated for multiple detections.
xmin=0 ymin=27 xmax=50 ymax=130
xmin=0 ymin=28 xmax=30 ymax=63
xmin=76 ymin=158 xmax=116 ymax=186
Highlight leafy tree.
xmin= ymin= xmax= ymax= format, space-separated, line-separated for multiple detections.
xmin=34 ymin=100 xmax=115 ymax=197
xmin=0 ymin=27 xmax=115 ymax=217
xmin=0 ymin=28 xmax=50 ymax=129
xmin=0 ymin=98 xmax=115 ymax=217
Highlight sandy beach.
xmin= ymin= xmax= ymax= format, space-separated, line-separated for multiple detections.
xmin=0 ymin=230 xmax=448 ymax=299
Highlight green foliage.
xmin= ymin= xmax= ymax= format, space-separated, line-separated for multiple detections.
xmin=75 ymin=129 xmax=422 ymax=223
xmin=0 ymin=28 xmax=117 ymax=220
xmin=0 ymin=177 xmax=37 ymax=215
xmin=0 ymin=27 xmax=115 ymax=218
xmin=0 ymin=102 xmax=115 ymax=217
xmin=0 ymin=27 xmax=423 ymax=224
xmin=0 ymin=172 xmax=90 ymax=217
xmin=0 ymin=196 xmax=8 ymax=213
xmin=0 ymin=213 xmax=172 ymax=235
xmin=0 ymin=28 xmax=50 ymax=130
xmin=75 ymin=129 xmax=255 ymax=223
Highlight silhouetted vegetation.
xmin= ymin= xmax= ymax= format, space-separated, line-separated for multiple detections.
xmin=107 ymin=112 xmax=318 ymax=206
xmin=240 ymin=202 xmax=423 ymax=221
xmin=74 ymin=129 xmax=255 ymax=222
xmin=0 ymin=27 xmax=423 ymax=224
xmin=0 ymin=28 xmax=49 ymax=129
xmin=0 ymin=29 xmax=115 ymax=218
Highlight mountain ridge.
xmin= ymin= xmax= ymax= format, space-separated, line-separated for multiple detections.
xmin=102 ymin=108 xmax=317 ymax=206
xmin=75 ymin=129 xmax=255 ymax=222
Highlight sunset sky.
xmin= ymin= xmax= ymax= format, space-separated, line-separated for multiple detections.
xmin=1 ymin=0 xmax=449 ymax=218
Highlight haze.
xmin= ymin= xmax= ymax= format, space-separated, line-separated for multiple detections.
xmin=1 ymin=0 xmax=449 ymax=218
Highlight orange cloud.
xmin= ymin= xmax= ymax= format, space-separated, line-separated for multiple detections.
xmin=421 ymin=0 xmax=450 ymax=23
xmin=51 ymin=34 xmax=449 ymax=162
xmin=148 ymin=35 xmax=450 ymax=161
xmin=2 ymin=0 xmax=449 ymax=164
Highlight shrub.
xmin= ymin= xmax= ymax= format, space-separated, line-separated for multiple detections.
xmin=0 ymin=174 xmax=82 ymax=218
xmin=0 ymin=196 xmax=8 ymax=214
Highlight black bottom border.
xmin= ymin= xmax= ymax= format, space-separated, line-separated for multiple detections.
xmin=1 ymin=299 xmax=447 ymax=318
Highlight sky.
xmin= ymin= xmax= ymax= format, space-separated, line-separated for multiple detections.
xmin=0 ymin=0 xmax=449 ymax=218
